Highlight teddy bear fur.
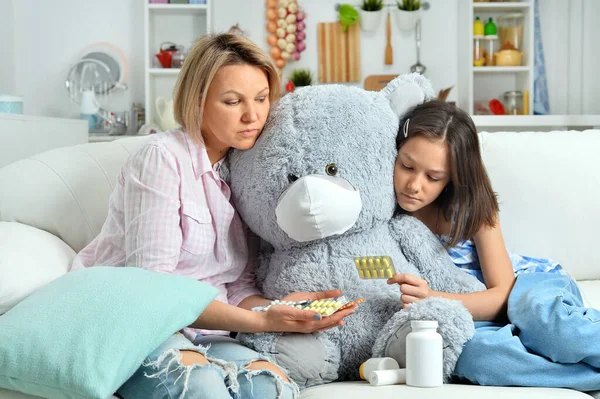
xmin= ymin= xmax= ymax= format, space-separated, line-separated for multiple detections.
xmin=226 ymin=74 xmax=485 ymax=388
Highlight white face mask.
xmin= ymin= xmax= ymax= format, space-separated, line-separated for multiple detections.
xmin=275 ymin=174 xmax=363 ymax=242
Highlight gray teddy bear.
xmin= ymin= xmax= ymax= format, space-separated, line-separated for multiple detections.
xmin=226 ymin=74 xmax=485 ymax=388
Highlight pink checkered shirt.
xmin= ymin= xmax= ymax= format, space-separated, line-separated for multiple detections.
xmin=72 ymin=129 xmax=261 ymax=338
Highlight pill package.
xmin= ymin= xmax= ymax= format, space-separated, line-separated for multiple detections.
xmin=258 ymin=296 xmax=365 ymax=317
xmin=354 ymin=256 xmax=397 ymax=279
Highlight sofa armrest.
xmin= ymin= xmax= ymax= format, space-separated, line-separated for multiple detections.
xmin=0 ymin=222 xmax=74 ymax=314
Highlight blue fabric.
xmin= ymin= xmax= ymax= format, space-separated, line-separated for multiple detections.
xmin=534 ymin=0 xmax=551 ymax=115
xmin=119 ymin=333 xmax=297 ymax=399
xmin=0 ymin=267 xmax=218 ymax=399
xmin=439 ymin=235 xmax=565 ymax=284
xmin=454 ymin=273 xmax=600 ymax=391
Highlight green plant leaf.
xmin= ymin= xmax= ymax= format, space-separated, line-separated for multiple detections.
xmin=339 ymin=4 xmax=359 ymax=32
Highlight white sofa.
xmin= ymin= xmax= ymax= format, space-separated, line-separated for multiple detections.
xmin=1 ymin=130 xmax=599 ymax=399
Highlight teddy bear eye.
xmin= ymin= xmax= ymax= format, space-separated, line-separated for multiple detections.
xmin=325 ymin=163 xmax=338 ymax=176
xmin=288 ymin=174 xmax=299 ymax=183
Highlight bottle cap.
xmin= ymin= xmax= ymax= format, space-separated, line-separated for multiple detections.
xmin=411 ymin=320 xmax=438 ymax=329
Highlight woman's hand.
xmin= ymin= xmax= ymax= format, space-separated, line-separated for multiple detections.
xmin=262 ymin=302 xmax=357 ymax=333
xmin=387 ymin=273 xmax=436 ymax=308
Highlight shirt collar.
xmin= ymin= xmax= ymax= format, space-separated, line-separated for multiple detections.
xmin=184 ymin=131 xmax=225 ymax=180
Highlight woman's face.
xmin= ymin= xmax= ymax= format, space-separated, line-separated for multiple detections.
xmin=394 ymin=135 xmax=451 ymax=215
xmin=201 ymin=64 xmax=270 ymax=154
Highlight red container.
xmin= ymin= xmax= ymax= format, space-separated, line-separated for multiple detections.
xmin=155 ymin=42 xmax=178 ymax=68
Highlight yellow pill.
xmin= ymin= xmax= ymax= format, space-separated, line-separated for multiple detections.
xmin=359 ymin=270 xmax=365 ymax=279
xmin=387 ymin=268 xmax=394 ymax=278
xmin=365 ymin=270 xmax=372 ymax=279
xmin=372 ymin=269 xmax=379 ymax=278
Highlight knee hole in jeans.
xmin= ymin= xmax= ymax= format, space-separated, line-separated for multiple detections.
xmin=245 ymin=360 xmax=289 ymax=382
xmin=180 ymin=350 xmax=209 ymax=366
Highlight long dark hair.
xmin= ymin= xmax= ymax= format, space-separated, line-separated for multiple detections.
xmin=396 ymin=100 xmax=499 ymax=247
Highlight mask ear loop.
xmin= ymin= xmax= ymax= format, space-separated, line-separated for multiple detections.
xmin=403 ymin=118 xmax=410 ymax=138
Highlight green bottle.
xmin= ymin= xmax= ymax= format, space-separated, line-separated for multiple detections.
xmin=484 ymin=17 xmax=497 ymax=36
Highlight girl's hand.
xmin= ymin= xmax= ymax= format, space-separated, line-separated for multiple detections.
xmin=387 ymin=273 xmax=435 ymax=308
xmin=263 ymin=302 xmax=357 ymax=333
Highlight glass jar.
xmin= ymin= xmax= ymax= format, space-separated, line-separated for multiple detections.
xmin=171 ymin=46 xmax=186 ymax=69
xmin=503 ymin=91 xmax=523 ymax=115
xmin=473 ymin=36 xmax=485 ymax=67
xmin=484 ymin=35 xmax=498 ymax=66
xmin=498 ymin=13 xmax=524 ymax=50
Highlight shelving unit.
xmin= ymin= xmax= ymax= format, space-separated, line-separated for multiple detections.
xmin=463 ymin=1 xmax=534 ymax=121
xmin=143 ymin=1 xmax=212 ymax=127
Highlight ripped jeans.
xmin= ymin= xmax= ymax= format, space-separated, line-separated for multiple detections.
xmin=118 ymin=333 xmax=299 ymax=399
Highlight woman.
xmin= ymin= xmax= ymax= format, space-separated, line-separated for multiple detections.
xmin=72 ymin=33 xmax=354 ymax=399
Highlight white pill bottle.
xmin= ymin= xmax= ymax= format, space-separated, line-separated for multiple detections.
xmin=405 ymin=320 xmax=443 ymax=387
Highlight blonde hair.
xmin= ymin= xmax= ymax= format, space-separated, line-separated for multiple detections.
xmin=173 ymin=33 xmax=281 ymax=142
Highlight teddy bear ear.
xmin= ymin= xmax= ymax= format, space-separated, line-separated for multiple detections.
xmin=381 ymin=73 xmax=435 ymax=118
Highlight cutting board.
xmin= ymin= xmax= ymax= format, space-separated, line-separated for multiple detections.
xmin=317 ymin=22 xmax=361 ymax=83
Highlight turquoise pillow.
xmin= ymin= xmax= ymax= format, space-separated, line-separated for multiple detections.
xmin=0 ymin=267 xmax=218 ymax=399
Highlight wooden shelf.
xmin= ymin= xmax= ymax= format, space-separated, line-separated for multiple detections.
xmin=474 ymin=66 xmax=530 ymax=73
xmin=149 ymin=68 xmax=181 ymax=75
xmin=472 ymin=2 xmax=531 ymax=12
xmin=472 ymin=115 xmax=600 ymax=128
xmin=148 ymin=4 xmax=207 ymax=13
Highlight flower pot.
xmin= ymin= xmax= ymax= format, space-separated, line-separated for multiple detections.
xmin=395 ymin=8 xmax=421 ymax=31
xmin=359 ymin=8 xmax=383 ymax=32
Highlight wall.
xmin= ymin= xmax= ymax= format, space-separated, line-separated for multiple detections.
xmin=7 ymin=0 xmax=144 ymax=119
xmin=0 ymin=0 xmax=16 ymax=95
xmin=214 ymin=0 xmax=460 ymax=103
xmin=1 ymin=0 xmax=598 ymax=119
xmin=539 ymin=0 xmax=600 ymax=115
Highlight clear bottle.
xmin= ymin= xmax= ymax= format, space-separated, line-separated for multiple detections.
xmin=406 ymin=320 xmax=443 ymax=387
xmin=503 ymin=90 xmax=523 ymax=115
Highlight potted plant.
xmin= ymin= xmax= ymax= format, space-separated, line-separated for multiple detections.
xmin=286 ymin=69 xmax=313 ymax=93
xmin=395 ymin=0 xmax=421 ymax=31
xmin=358 ymin=0 xmax=384 ymax=32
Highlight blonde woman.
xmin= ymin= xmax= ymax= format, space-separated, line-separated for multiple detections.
xmin=72 ymin=33 xmax=354 ymax=399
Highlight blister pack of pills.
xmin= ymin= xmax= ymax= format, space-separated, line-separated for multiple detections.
xmin=257 ymin=296 xmax=365 ymax=317
xmin=354 ymin=256 xmax=397 ymax=279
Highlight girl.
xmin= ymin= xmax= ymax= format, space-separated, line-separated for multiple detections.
xmin=388 ymin=100 xmax=600 ymax=391
xmin=72 ymin=33 xmax=354 ymax=399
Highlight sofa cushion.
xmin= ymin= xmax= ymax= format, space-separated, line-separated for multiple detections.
xmin=479 ymin=130 xmax=600 ymax=281
xmin=0 ymin=266 xmax=218 ymax=399
xmin=0 ymin=136 xmax=149 ymax=253
xmin=0 ymin=222 xmax=73 ymax=314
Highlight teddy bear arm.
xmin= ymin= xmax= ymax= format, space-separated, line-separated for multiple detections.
xmin=390 ymin=215 xmax=486 ymax=293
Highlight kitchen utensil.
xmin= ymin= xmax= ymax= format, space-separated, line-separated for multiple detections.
xmin=0 ymin=95 xmax=23 ymax=114
xmin=155 ymin=42 xmax=178 ymax=69
xmin=155 ymin=97 xmax=179 ymax=131
xmin=317 ymin=22 xmax=360 ymax=83
xmin=385 ymin=12 xmax=393 ymax=65
xmin=410 ymin=19 xmax=426 ymax=74
xmin=494 ymin=49 xmax=522 ymax=66
xmin=364 ymin=74 xmax=398 ymax=91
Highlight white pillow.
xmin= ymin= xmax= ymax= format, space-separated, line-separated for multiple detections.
xmin=0 ymin=222 xmax=74 ymax=314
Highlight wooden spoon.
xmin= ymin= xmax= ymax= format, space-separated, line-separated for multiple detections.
xmin=385 ymin=12 xmax=393 ymax=65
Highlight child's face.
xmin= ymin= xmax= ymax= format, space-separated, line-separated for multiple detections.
xmin=394 ymin=135 xmax=450 ymax=214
